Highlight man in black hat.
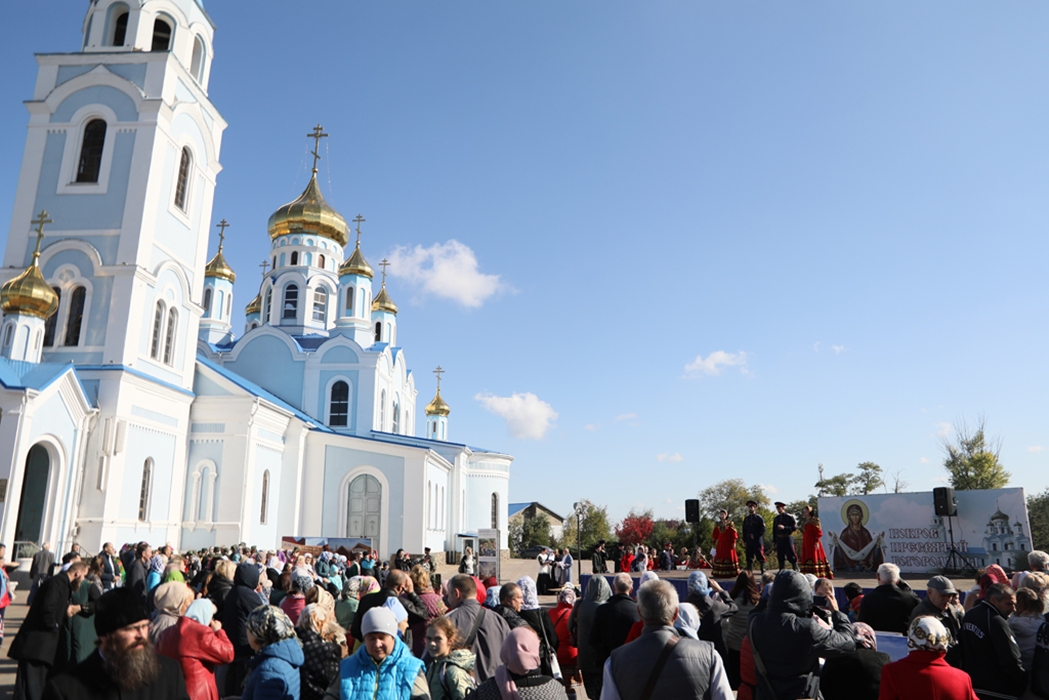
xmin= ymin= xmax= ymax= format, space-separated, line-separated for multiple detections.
xmin=743 ymin=499 xmax=767 ymax=573
xmin=41 ymin=587 xmax=189 ymax=699
xmin=772 ymin=501 xmax=798 ymax=571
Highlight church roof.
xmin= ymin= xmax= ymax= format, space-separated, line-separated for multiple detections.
xmin=0 ymin=358 xmax=79 ymax=393
xmin=267 ymin=174 xmax=349 ymax=247
xmin=204 ymin=246 xmax=235 ymax=282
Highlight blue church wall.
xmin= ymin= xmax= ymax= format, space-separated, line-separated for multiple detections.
xmin=253 ymin=444 xmax=283 ymax=546
xmin=225 ymin=336 xmax=305 ymax=409
xmin=122 ymin=424 xmax=177 ymax=529
xmin=106 ymin=64 xmax=148 ymax=90
xmin=185 ymin=439 xmax=224 ymax=525
xmin=36 ymin=131 xmax=133 ymax=231
xmin=55 ymin=65 xmax=95 ymax=88
xmin=152 ymin=114 xmax=209 ymax=264
xmin=316 ymin=370 xmax=358 ymax=431
xmin=29 ymin=390 xmax=78 ymax=449
xmin=51 ymin=85 xmax=138 ymax=123
xmin=322 ymin=445 xmax=405 ymax=548
xmin=319 ymin=346 xmax=359 ymax=364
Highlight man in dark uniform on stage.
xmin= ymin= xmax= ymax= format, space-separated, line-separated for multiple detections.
xmin=743 ymin=499 xmax=766 ymax=573
xmin=772 ymin=501 xmax=798 ymax=571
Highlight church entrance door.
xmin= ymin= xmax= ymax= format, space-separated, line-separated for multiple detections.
xmin=347 ymin=474 xmax=381 ymax=544
xmin=15 ymin=444 xmax=50 ymax=545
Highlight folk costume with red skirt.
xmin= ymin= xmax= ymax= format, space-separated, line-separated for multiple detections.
xmin=800 ymin=517 xmax=834 ymax=579
xmin=711 ymin=523 xmax=740 ymax=578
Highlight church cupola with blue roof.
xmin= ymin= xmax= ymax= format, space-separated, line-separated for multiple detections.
xmin=0 ymin=212 xmax=60 ymax=364
xmin=199 ymin=219 xmax=235 ymax=345
xmin=334 ymin=215 xmax=375 ymax=346
xmin=263 ymin=126 xmax=345 ymax=336
xmin=371 ymin=259 xmax=398 ymax=346
xmin=424 ymin=366 xmax=451 ymax=441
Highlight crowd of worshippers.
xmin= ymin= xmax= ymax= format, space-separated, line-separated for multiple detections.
xmin=5 ymin=542 xmax=1049 ymax=700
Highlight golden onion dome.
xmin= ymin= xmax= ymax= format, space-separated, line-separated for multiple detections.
xmin=372 ymin=283 xmax=398 ymax=315
xmin=204 ymin=246 xmax=236 ymax=283
xmin=244 ymin=291 xmax=262 ymax=315
xmin=267 ymin=174 xmax=349 ymax=247
xmin=1 ymin=258 xmax=58 ymax=320
xmin=339 ymin=243 xmax=373 ymax=278
xmin=425 ymin=388 xmax=451 ymax=417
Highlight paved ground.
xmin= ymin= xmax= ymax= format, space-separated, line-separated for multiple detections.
xmin=0 ymin=557 xmax=969 ymax=698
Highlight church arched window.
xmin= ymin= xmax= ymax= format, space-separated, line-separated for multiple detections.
xmin=64 ymin=286 xmax=86 ymax=346
xmin=491 ymin=493 xmax=499 ymax=529
xmin=163 ymin=307 xmax=177 ymax=365
xmin=76 ymin=119 xmax=107 ymax=183
xmin=260 ymin=470 xmax=270 ymax=524
xmin=109 ymin=6 xmax=129 ymax=46
xmin=380 ymin=390 xmax=386 ymax=430
xmin=312 ymin=287 xmax=327 ymax=322
xmin=174 ymin=148 xmax=191 ymax=211
xmin=263 ymin=286 xmax=272 ymax=322
xmin=282 ymin=285 xmax=298 ymax=320
xmin=225 ymin=294 xmax=232 ymax=319
xmin=290 ymin=251 xmax=299 ymax=266
xmin=151 ymin=18 xmax=173 ymax=52
xmin=329 ymin=381 xmax=349 ymax=427
xmin=392 ymin=397 xmax=400 ymax=434
xmin=3 ymin=325 xmax=12 ymax=348
xmin=203 ymin=288 xmax=212 ymax=314
xmin=138 ymin=458 xmax=153 ymax=521
xmin=345 ymin=287 xmax=354 ymax=316
xmin=318 ymin=254 xmax=326 ymax=269
xmin=374 ymin=322 xmax=382 ymax=342
xmin=43 ymin=287 xmax=61 ymax=347
xmin=150 ymin=301 xmax=165 ymax=359
xmin=191 ymin=36 xmax=207 ymax=83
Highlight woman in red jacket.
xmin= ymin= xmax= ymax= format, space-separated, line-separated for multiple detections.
xmin=799 ymin=506 xmax=833 ymax=579
xmin=156 ymin=598 xmax=235 ymax=700
xmin=547 ymin=587 xmax=580 ymax=698
xmin=878 ymin=616 xmax=978 ymax=700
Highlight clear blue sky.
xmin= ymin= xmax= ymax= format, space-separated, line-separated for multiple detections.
xmin=3 ymin=2 xmax=1048 ymax=523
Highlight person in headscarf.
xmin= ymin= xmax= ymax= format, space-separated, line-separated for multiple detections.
xmin=632 ymin=545 xmax=648 ymax=572
xmin=819 ymin=621 xmax=890 ymax=700
xmin=242 ymin=606 xmax=303 ymax=700
xmin=485 ymin=585 xmax=503 ymax=610
xmin=150 ymin=581 xmax=195 ymax=644
xmin=878 ymin=617 xmax=979 ymax=700
xmin=336 ymin=575 xmax=364 ymax=631
xmin=307 ymin=585 xmax=336 ymax=616
xmin=156 ymin=599 xmax=235 ymax=700
xmin=547 ymin=587 xmax=579 ymax=697
xmin=568 ymin=575 xmax=610 ymax=700
xmin=638 ymin=570 xmax=659 ymax=588
xmin=146 ymin=553 xmax=167 ymax=592
xmin=683 ymin=569 xmax=737 ymax=666
xmin=470 ymin=627 xmax=568 ymax=700
xmin=409 ymin=565 xmax=447 ymax=656
xmin=297 ymin=603 xmax=342 ymax=700
xmin=280 ymin=573 xmax=313 ymax=626
xmin=673 ymin=602 xmax=701 ymax=639
xmin=515 ymin=576 xmax=559 ymax=677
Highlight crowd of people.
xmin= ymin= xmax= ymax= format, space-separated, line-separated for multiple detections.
xmin=2 ymin=536 xmax=1048 ymax=700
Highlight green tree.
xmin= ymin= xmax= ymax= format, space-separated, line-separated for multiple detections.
xmin=509 ymin=513 xmax=552 ymax=555
xmin=815 ymin=473 xmax=851 ymax=497
xmin=561 ymin=500 xmax=612 ymax=554
xmin=697 ymin=479 xmax=770 ymax=523
xmin=942 ymin=418 xmax=1010 ymax=490
xmin=850 ymin=462 xmax=885 ymax=494
xmin=1028 ymin=487 xmax=1049 ymax=552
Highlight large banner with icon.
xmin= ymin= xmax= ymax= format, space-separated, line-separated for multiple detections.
xmin=817 ymin=488 xmax=1030 ymax=574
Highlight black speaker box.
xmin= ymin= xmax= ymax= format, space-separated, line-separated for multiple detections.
xmin=685 ymin=499 xmax=700 ymax=523
xmin=933 ymin=486 xmax=957 ymax=516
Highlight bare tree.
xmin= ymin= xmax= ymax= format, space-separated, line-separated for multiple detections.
xmin=889 ymin=469 xmax=908 ymax=494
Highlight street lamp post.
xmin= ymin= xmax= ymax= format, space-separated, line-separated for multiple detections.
xmin=572 ymin=501 xmax=585 ymax=583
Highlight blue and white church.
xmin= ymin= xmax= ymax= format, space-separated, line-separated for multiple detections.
xmin=0 ymin=0 xmax=512 ymax=557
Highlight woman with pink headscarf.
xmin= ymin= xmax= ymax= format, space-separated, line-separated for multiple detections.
xmin=470 ymin=627 xmax=568 ymax=700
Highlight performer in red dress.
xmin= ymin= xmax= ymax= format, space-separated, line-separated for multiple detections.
xmin=799 ymin=505 xmax=834 ymax=579
xmin=711 ymin=509 xmax=741 ymax=579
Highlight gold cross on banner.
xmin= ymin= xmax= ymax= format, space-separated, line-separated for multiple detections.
xmin=307 ymin=124 xmax=328 ymax=173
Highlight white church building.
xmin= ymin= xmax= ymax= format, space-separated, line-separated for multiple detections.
xmin=0 ymin=0 xmax=512 ymax=558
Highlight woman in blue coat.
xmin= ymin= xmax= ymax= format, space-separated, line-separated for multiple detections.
xmin=243 ymin=605 xmax=305 ymax=700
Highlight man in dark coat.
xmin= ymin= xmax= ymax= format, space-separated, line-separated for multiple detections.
xmin=41 ymin=586 xmax=190 ymax=700
xmin=222 ymin=561 xmax=264 ymax=696
xmin=98 ymin=543 xmax=118 ymax=592
xmin=10 ymin=562 xmax=88 ymax=700
xmin=772 ymin=502 xmax=798 ymax=571
xmin=959 ymin=583 xmax=1026 ymax=700
xmin=493 ymin=582 xmax=528 ymax=629
xmin=743 ymin=500 xmax=767 ymax=573
xmin=125 ymin=542 xmax=151 ymax=606
xmin=349 ymin=569 xmax=427 ymax=647
xmin=590 ymin=573 xmax=641 ymax=677
xmin=591 ymin=541 xmax=608 ymax=574
xmin=858 ymin=563 xmax=920 ymax=634
xmin=28 ymin=543 xmax=55 ymax=605
xmin=442 ymin=574 xmax=510 ymax=682
xmin=749 ymin=569 xmax=856 ymax=700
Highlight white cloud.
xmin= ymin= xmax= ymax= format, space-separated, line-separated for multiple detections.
xmin=583 ymin=423 xmax=599 ymax=432
xmin=1029 ymin=445 xmax=1045 ymax=453
xmin=831 ymin=345 xmax=845 ymax=354
xmin=758 ymin=483 xmax=780 ymax=495
xmin=614 ymin=413 xmax=637 ymax=422
xmin=657 ymin=452 xmax=683 ymax=462
xmin=475 ymin=392 xmax=557 ymax=440
xmin=684 ymin=350 xmax=750 ymax=378
xmin=919 ymin=457 xmax=930 ymax=464
xmin=386 ymin=240 xmax=507 ymax=308
xmin=936 ymin=422 xmax=952 ymax=438
xmin=813 ymin=342 xmax=821 ymax=352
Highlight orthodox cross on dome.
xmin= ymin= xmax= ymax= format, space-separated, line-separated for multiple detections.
xmin=30 ymin=210 xmax=52 ymax=259
xmin=353 ymin=214 xmax=365 ymax=246
xmin=259 ymin=260 xmax=270 ymax=277
xmin=216 ymin=218 xmax=229 ymax=250
xmin=307 ymin=124 xmax=328 ymax=174
xmin=379 ymin=258 xmax=390 ymax=284
xmin=433 ymin=365 xmax=445 ymax=391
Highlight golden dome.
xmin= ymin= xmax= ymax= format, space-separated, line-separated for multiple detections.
xmin=425 ymin=389 xmax=451 ymax=417
xmin=339 ymin=243 xmax=373 ymax=278
xmin=267 ymin=174 xmax=349 ymax=247
xmin=244 ymin=292 xmax=262 ymax=315
xmin=372 ymin=283 xmax=398 ymax=315
xmin=204 ymin=246 xmax=236 ymax=283
xmin=1 ymin=259 xmax=58 ymax=320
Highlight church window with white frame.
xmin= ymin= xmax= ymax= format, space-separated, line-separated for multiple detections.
xmin=76 ymin=120 xmax=106 ymax=183
xmin=138 ymin=458 xmax=153 ymax=521
xmin=392 ymin=397 xmax=400 ymax=434
xmin=260 ymin=470 xmax=270 ymax=524
xmin=109 ymin=8 xmax=129 ymax=46
xmin=345 ymin=287 xmax=354 ymax=316
xmin=174 ymin=147 xmax=191 ymax=211
xmin=151 ymin=17 xmax=173 ymax=52
xmin=203 ymin=288 xmax=212 ymax=314
xmin=329 ymin=381 xmax=349 ymax=427
xmin=64 ymin=286 xmax=86 ymax=346
xmin=163 ymin=307 xmax=177 ymax=365
xmin=380 ymin=390 xmax=387 ymax=430
xmin=491 ymin=492 xmax=499 ymax=529
xmin=190 ymin=36 xmax=207 ymax=83
xmin=282 ymin=285 xmax=298 ymax=320
xmin=312 ymin=287 xmax=327 ymax=322
xmin=150 ymin=301 xmax=165 ymax=359
xmin=43 ymin=287 xmax=61 ymax=346
xmin=263 ymin=287 xmax=272 ymax=323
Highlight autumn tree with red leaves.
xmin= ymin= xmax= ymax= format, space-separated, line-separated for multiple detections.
xmin=615 ymin=509 xmax=654 ymax=546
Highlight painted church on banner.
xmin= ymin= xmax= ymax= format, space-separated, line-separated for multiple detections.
xmin=0 ymin=0 xmax=512 ymax=557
